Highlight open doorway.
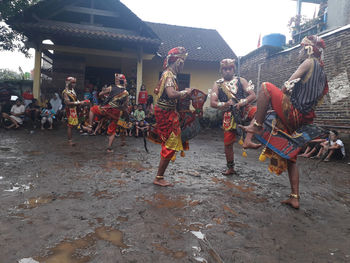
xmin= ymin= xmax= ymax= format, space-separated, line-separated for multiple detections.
xmin=85 ymin=67 xmax=121 ymax=88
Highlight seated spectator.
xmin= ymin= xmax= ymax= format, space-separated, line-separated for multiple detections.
xmin=25 ymin=99 xmax=41 ymax=128
xmin=50 ymin=93 xmax=63 ymax=120
xmin=2 ymin=98 xmax=25 ymax=129
xmin=299 ymin=132 xmax=329 ymax=158
xmin=41 ymin=103 xmax=55 ymax=130
xmin=134 ymin=104 xmax=149 ymax=137
xmin=0 ymin=100 xmax=12 ymax=127
xmin=323 ymin=130 xmax=346 ymax=162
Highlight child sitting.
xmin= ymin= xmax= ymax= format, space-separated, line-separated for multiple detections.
xmin=41 ymin=103 xmax=55 ymax=130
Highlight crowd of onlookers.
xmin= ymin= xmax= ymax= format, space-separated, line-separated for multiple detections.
xmin=0 ymin=84 xmax=155 ymax=138
xmin=298 ymin=130 xmax=346 ymax=162
xmin=0 ymin=85 xmax=347 ymax=163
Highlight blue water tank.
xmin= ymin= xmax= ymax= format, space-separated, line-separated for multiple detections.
xmin=262 ymin=33 xmax=286 ymax=48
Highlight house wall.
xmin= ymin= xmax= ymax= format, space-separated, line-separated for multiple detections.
xmin=47 ymin=52 xmax=221 ymax=111
xmin=240 ymin=27 xmax=350 ymax=132
xmin=143 ymin=59 xmax=220 ymax=109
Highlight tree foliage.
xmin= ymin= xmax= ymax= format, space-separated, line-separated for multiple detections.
xmin=0 ymin=68 xmax=24 ymax=80
xmin=0 ymin=0 xmax=41 ymax=56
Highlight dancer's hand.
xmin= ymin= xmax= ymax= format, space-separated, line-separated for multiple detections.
xmin=185 ymin=88 xmax=192 ymax=96
xmin=226 ymin=100 xmax=234 ymax=106
xmin=234 ymin=102 xmax=243 ymax=109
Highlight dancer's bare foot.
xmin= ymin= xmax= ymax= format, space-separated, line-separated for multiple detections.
xmin=68 ymin=140 xmax=76 ymax=146
xmin=239 ymin=123 xmax=264 ymax=136
xmin=281 ymin=195 xmax=299 ymax=209
xmin=153 ymin=178 xmax=174 ymax=187
xmin=222 ymin=169 xmax=237 ymax=176
xmin=242 ymin=141 xmax=262 ymax=149
xmin=106 ymin=148 xmax=114 ymax=153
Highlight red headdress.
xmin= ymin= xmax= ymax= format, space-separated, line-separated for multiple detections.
xmin=163 ymin=47 xmax=188 ymax=69
xmin=301 ymin=35 xmax=326 ymax=66
xmin=220 ymin=58 xmax=235 ymax=72
xmin=115 ymin=73 xmax=126 ymax=81
xmin=66 ymin=76 xmax=76 ymax=84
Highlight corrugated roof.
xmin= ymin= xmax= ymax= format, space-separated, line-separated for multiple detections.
xmin=12 ymin=21 xmax=160 ymax=45
xmin=146 ymin=22 xmax=236 ymax=62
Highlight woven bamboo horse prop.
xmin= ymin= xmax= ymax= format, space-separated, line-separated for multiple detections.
xmin=254 ymin=111 xmax=326 ymax=174
xmin=146 ymin=89 xmax=207 ymax=152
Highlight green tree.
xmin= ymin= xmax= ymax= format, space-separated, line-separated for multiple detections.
xmin=0 ymin=0 xmax=41 ymax=57
xmin=0 ymin=68 xmax=22 ymax=80
xmin=0 ymin=67 xmax=31 ymax=80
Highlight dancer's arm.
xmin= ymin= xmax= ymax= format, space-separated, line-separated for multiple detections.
xmin=210 ymin=83 xmax=233 ymax=110
xmin=165 ymin=77 xmax=191 ymax=99
xmin=282 ymin=58 xmax=313 ymax=92
xmin=63 ymin=93 xmax=82 ymax=106
xmin=236 ymin=78 xmax=256 ymax=109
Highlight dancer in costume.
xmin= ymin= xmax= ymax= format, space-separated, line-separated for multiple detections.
xmin=86 ymin=74 xmax=129 ymax=152
xmin=62 ymin=77 xmax=87 ymax=146
xmin=152 ymin=47 xmax=192 ymax=187
xmin=210 ymin=59 xmax=259 ymax=175
xmin=241 ymin=35 xmax=328 ymax=209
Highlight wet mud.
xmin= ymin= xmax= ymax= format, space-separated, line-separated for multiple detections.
xmin=0 ymin=127 xmax=349 ymax=262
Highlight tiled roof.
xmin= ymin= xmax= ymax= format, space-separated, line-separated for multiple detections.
xmin=146 ymin=22 xmax=236 ymax=62
xmin=12 ymin=21 xmax=160 ymax=45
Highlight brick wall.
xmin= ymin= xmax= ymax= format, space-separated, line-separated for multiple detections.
xmin=240 ymin=27 xmax=350 ymax=133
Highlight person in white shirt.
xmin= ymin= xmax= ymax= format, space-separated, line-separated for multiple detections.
xmin=2 ymin=99 xmax=25 ymax=129
xmin=324 ymin=130 xmax=346 ymax=161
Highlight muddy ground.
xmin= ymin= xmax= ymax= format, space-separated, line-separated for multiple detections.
xmin=0 ymin=126 xmax=349 ymax=263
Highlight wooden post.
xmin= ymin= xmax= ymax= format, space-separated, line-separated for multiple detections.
xmin=136 ymin=46 xmax=143 ymax=103
xmin=33 ymin=48 xmax=42 ymax=99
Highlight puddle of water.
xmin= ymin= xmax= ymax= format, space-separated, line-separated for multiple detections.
xmin=152 ymin=243 xmax=187 ymax=259
xmin=24 ymin=151 xmax=43 ymax=156
xmin=103 ymin=160 xmax=147 ymax=172
xmin=140 ymin=193 xmax=200 ymax=209
xmin=18 ymin=195 xmax=54 ymax=209
xmin=93 ymin=190 xmax=114 ymax=199
xmin=226 ymin=231 xmax=235 ymax=237
xmin=191 ymin=231 xmax=205 ymax=240
xmin=18 ymin=258 xmax=39 ymax=263
xmin=35 ymin=226 xmax=128 ymax=262
xmin=211 ymin=178 xmax=255 ymax=193
xmin=194 ymin=257 xmax=207 ymax=263
xmin=117 ymin=216 xmax=128 ymax=222
xmin=223 ymin=205 xmax=238 ymax=216
xmin=213 ymin=217 xmax=224 ymax=225
xmin=17 ymin=192 xmax=84 ymax=210
xmin=95 ymin=226 xmax=128 ymax=249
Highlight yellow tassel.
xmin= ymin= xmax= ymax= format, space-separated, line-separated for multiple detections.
xmin=238 ymin=137 xmax=244 ymax=145
xmin=180 ymin=151 xmax=185 ymax=157
xmin=171 ymin=153 xmax=177 ymax=162
xmin=259 ymin=153 xmax=267 ymax=162
xmin=242 ymin=151 xmax=247 ymax=157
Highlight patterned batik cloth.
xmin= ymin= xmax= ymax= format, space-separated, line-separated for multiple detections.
xmin=223 ymin=105 xmax=257 ymax=146
xmin=62 ymin=88 xmax=79 ymax=128
xmin=154 ymin=105 xmax=183 ymax=160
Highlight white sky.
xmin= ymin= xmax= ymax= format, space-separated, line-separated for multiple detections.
xmin=0 ymin=0 xmax=318 ymax=73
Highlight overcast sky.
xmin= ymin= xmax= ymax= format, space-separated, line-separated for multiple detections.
xmin=0 ymin=0 xmax=318 ymax=73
